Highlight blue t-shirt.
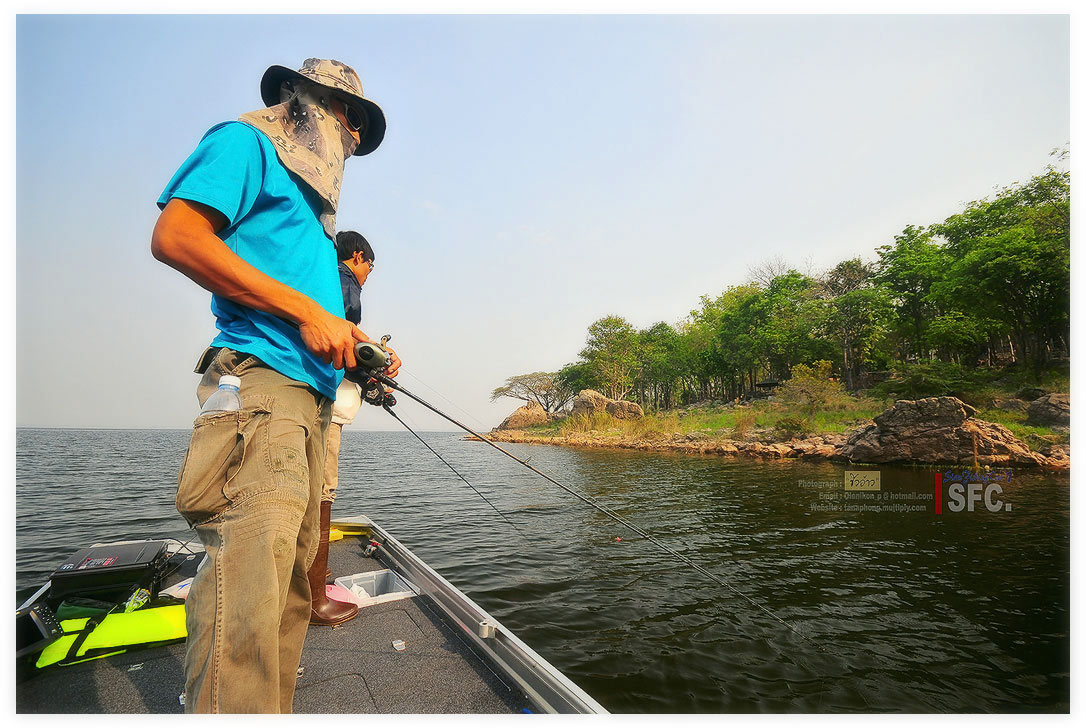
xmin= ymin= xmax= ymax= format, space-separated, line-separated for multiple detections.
xmin=158 ymin=121 xmax=345 ymax=399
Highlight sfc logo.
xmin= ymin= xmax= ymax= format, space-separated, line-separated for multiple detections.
xmin=935 ymin=471 xmax=1013 ymax=514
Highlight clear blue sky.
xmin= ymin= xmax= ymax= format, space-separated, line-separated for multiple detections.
xmin=15 ymin=13 xmax=1070 ymax=430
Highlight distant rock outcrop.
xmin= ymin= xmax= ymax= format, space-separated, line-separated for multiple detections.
xmin=570 ymin=390 xmax=610 ymax=418
xmin=839 ymin=396 xmax=1046 ymax=466
xmin=606 ymin=399 xmax=645 ymax=419
xmin=494 ymin=400 xmax=550 ymax=430
xmin=1026 ymin=393 xmax=1070 ymax=426
xmin=569 ymin=390 xmax=644 ymax=420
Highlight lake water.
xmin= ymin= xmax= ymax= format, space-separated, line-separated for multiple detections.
xmin=15 ymin=427 xmax=1069 ymax=713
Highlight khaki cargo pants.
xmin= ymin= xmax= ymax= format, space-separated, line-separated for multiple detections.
xmin=176 ymin=348 xmax=331 ymax=713
xmin=322 ymin=421 xmax=343 ymax=503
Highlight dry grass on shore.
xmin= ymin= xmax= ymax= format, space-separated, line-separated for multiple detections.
xmin=541 ymin=396 xmax=888 ymax=442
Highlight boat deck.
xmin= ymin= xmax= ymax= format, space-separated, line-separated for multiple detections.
xmin=17 ymin=533 xmax=533 ymax=714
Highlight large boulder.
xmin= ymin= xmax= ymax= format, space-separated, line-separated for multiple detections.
xmin=606 ymin=399 xmax=644 ymax=419
xmin=570 ymin=390 xmax=610 ymax=418
xmin=570 ymin=389 xmax=645 ymax=420
xmin=1016 ymin=386 xmax=1048 ymax=402
xmin=992 ymin=398 xmax=1029 ymax=414
xmin=839 ymin=396 xmax=1045 ymax=466
xmin=1026 ymin=393 xmax=1070 ymax=426
xmin=873 ymin=396 xmax=977 ymax=429
xmin=494 ymin=400 xmax=550 ymax=430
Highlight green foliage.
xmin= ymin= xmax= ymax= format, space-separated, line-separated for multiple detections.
xmin=579 ymin=315 xmax=640 ymax=400
xmin=750 ymin=272 xmax=836 ymax=379
xmin=828 ymin=285 xmax=894 ymax=388
xmin=556 ymin=361 xmax=598 ymax=397
xmin=875 ymin=225 xmax=949 ymax=358
xmin=776 ymin=361 xmax=846 ymax=423
xmin=869 ymin=361 xmax=975 ymax=401
xmin=547 ymin=158 xmax=1068 ymax=410
xmin=1032 ymin=362 xmax=1070 ymax=394
xmin=925 ymin=312 xmax=987 ymax=362
xmin=634 ymin=321 xmax=686 ymax=410
xmin=490 ymin=371 xmax=572 ymax=412
xmin=731 ymin=409 xmax=757 ymax=439
xmin=933 ymin=224 xmax=1069 ymax=370
xmin=973 ymin=406 xmax=1069 ymax=450
xmin=774 ymin=416 xmax=810 ymax=439
xmin=694 ymin=283 xmax=764 ymax=399
xmin=931 ymin=164 xmax=1069 ymax=372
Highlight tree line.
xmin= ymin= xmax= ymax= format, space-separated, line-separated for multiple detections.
xmin=494 ymin=158 xmax=1070 ymax=413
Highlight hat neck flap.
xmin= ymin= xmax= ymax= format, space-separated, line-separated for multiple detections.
xmin=238 ymin=100 xmax=358 ymax=239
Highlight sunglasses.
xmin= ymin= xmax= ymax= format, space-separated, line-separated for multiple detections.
xmin=332 ymin=97 xmax=366 ymax=134
xmin=288 ymin=82 xmax=365 ymax=133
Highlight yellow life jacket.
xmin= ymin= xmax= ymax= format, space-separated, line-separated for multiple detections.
xmin=36 ymin=604 xmax=187 ymax=668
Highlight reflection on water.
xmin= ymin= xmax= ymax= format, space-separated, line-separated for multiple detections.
xmin=16 ymin=428 xmax=1069 ymax=712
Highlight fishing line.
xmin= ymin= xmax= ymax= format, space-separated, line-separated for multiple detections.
xmin=401 ymin=368 xmax=542 ymax=466
xmin=347 ymin=336 xmax=848 ymax=707
xmin=372 ymin=372 xmax=831 ymax=656
xmin=402 ymin=370 xmax=489 ymax=429
xmin=157 ymin=536 xmax=202 ymax=582
xmin=318 ymin=332 xmax=838 ymax=692
xmin=384 ymin=404 xmax=527 ymax=538
xmin=161 ymin=535 xmax=200 ymax=555
xmin=400 ymin=369 xmax=590 ymax=526
xmin=388 ymin=383 xmax=594 ymax=579
xmin=401 ymin=369 xmax=554 ymax=472
xmin=368 ymin=357 xmax=843 ymax=707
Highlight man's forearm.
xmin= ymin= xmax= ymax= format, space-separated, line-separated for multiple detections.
xmin=151 ymin=199 xmax=320 ymax=326
xmin=153 ymin=197 xmax=373 ymax=370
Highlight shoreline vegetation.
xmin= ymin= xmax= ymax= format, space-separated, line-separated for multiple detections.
xmin=486 ymin=158 xmax=1070 ymax=470
xmin=482 ymin=386 xmax=1070 ymax=469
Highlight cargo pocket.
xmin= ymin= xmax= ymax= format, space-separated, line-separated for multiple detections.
xmin=175 ymin=396 xmax=273 ymax=527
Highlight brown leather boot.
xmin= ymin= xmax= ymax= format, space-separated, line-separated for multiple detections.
xmin=309 ymin=501 xmax=358 ymax=626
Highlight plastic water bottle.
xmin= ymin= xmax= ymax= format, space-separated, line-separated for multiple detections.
xmin=201 ymin=375 xmax=242 ymax=414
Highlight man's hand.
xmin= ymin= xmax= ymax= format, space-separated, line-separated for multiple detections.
xmin=298 ymin=310 xmax=373 ymax=370
xmin=384 ymin=345 xmax=402 ymax=378
xmin=153 ymin=199 xmax=376 ymax=371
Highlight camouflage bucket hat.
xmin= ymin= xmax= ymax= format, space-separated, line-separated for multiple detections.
xmin=260 ymin=58 xmax=386 ymax=156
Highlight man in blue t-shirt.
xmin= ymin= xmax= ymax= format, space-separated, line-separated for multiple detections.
xmin=151 ymin=59 xmax=401 ymax=714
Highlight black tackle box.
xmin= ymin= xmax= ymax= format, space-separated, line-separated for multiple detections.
xmin=48 ymin=541 xmax=171 ymax=601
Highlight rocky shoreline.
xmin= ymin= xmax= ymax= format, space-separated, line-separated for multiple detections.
xmin=480 ymin=428 xmax=846 ymax=459
xmin=481 ymin=396 xmax=1070 ymax=470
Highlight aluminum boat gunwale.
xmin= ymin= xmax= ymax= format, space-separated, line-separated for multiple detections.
xmin=345 ymin=515 xmax=607 ymax=714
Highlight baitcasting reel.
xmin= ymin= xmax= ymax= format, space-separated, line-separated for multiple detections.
xmin=351 ymin=334 xmax=397 ymax=408
xmin=354 ymin=334 xmax=394 ymax=374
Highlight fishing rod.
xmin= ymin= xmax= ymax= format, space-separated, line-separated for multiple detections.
xmin=351 ymin=338 xmax=830 ymax=655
